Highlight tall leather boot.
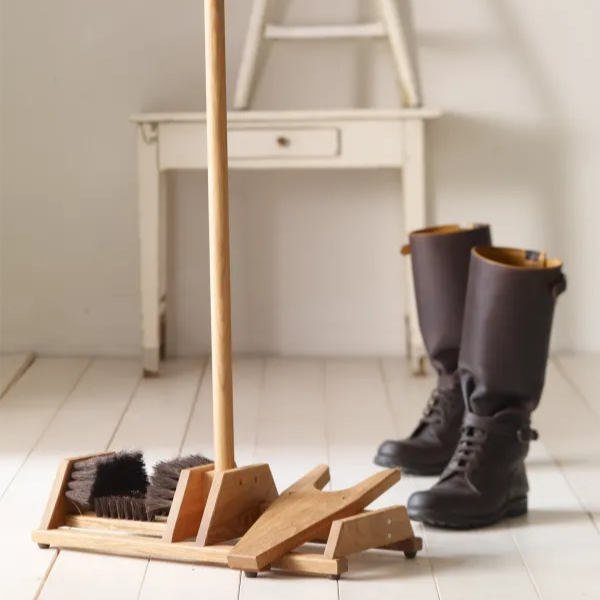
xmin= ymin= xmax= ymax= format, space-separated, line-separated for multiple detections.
xmin=374 ymin=224 xmax=492 ymax=475
xmin=407 ymin=246 xmax=567 ymax=528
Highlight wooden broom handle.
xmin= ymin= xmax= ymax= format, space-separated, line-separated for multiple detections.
xmin=204 ymin=0 xmax=234 ymax=472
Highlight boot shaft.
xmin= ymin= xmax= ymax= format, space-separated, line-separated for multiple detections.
xmin=407 ymin=224 xmax=492 ymax=377
xmin=459 ymin=247 xmax=567 ymax=416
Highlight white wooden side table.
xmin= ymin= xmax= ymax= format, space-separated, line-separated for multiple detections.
xmin=131 ymin=108 xmax=440 ymax=376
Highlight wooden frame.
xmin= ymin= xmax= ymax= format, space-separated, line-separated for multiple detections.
xmin=33 ymin=453 xmax=422 ymax=579
xmin=233 ymin=0 xmax=420 ymax=110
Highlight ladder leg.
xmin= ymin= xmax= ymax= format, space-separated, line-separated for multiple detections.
xmin=378 ymin=0 xmax=420 ymax=107
xmin=402 ymin=119 xmax=427 ymax=375
xmin=234 ymin=0 xmax=271 ymax=109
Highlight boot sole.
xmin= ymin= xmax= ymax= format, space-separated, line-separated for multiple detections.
xmin=373 ymin=454 xmax=445 ymax=476
xmin=408 ymin=496 xmax=528 ymax=530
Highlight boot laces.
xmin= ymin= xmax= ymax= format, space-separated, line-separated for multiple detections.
xmin=446 ymin=425 xmax=486 ymax=474
xmin=444 ymin=414 xmax=539 ymax=478
xmin=421 ymin=388 xmax=456 ymax=426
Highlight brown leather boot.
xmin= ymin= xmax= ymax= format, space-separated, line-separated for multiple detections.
xmin=407 ymin=247 xmax=567 ymax=528
xmin=374 ymin=224 xmax=492 ymax=475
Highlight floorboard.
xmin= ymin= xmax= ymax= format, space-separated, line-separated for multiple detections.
xmin=137 ymin=358 xmax=264 ymax=600
xmin=325 ymin=358 xmax=440 ymax=600
xmin=0 ymin=359 xmax=138 ymax=600
xmin=0 ymin=352 xmax=35 ymax=398
xmin=513 ymin=359 xmax=600 ymax=598
xmin=509 ymin=440 xmax=600 ymax=600
xmin=0 ymin=358 xmax=89 ymax=498
xmin=0 ymin=356 xmax=597 ymax=599
xmin=534 ymin=356 xmax=600 ymax=530
xmin=239 ymin=358 xmax=339 ymax=600
xmin=38 ymin=359 xmax=204 ymax=600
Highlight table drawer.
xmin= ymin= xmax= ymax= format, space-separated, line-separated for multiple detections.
xmin=228 ymin=127 xmax=339 ymax=159
xmin=157 ymin=120 xmax=404 ymax=170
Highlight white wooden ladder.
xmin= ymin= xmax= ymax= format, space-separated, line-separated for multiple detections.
xmin=234 ymin=0 xmax=421 ymax=109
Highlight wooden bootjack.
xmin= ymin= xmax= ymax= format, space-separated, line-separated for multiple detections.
xmin=32 ymin=0 xmax=421 ymax=579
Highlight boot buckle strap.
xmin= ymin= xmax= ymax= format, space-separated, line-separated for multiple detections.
xmin=551 ymin=273 xmax=567 ymax=299
xmin=517 ymin=427 xmax=539 ymax=443
xmin=464 ymin=412 xmax=539 ymax=442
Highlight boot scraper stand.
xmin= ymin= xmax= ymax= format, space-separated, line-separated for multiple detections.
xmin=32 ymin=0 xmax=424 ymax=579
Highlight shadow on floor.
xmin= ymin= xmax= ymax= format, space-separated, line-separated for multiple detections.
xmin=510 ymin=508 xmax=599 ymax=529
xmin=526 ymin=454 xmax=600 ymax=469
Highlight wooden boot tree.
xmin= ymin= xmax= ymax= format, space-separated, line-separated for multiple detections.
xmin=31 ymin=0 xmax=421 ymax=579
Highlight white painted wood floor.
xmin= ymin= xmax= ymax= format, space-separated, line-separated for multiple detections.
xmin=1 ymin=354 xmax=599 ymax=600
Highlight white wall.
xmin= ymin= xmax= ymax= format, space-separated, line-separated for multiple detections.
xmin=1 ymin=0 xmax=598 ymax=358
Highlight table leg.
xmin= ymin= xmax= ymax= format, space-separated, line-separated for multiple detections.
xmin=159 ymin=172 xmax=168 ymax=361
xmin=138 ymin=124 xmax=162 ymax=377
xmin=402 ymin=119 xmax=427 ymax=376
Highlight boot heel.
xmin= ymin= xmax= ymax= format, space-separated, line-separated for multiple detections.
xmin=506 ymin=496 xmax=528 ymax=518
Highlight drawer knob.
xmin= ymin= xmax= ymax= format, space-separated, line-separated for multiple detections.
xmin=276 ymin=136 xmax=291 ymax=148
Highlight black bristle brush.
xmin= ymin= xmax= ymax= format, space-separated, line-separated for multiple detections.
xmin=65 ymin=451 xmax=150 ymax=519
xmin=94 ymin=495 xmax=149 ymax=521
xmin=145 ymin=454 xmax=213 ymax=521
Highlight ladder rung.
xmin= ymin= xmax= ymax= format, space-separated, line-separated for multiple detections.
xmin=264 ymin=23 xmax=387 ymax=41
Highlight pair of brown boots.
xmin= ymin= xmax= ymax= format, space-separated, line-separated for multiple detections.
xmin=374 ymin=224 xmax=567 ymax=529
